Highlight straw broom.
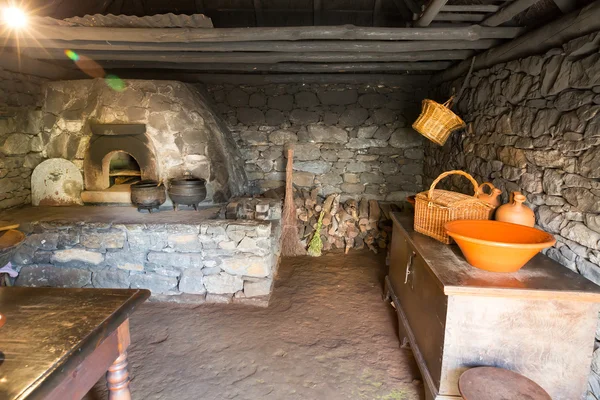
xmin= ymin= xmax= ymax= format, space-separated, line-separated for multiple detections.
xmin=280 ymin=147 xmax=306 ymax=257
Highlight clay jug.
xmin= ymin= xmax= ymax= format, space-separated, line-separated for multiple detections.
xmin=476 ymin=182 xmax=502 ymax=208
xmin=495 ymin=191 xmax=535 ymax=227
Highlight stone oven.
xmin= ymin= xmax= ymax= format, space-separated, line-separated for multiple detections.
xmin=38 ymin=79 xmax=248 ymax=205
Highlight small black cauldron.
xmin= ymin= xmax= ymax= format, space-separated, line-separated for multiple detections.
xmin=130 ymin=180 xmax=166 ymax=213
xmin=168 ymin=177 xmax=207 ymax=211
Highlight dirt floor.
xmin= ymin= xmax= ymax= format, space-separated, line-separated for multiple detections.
xmin=85 ymin=250 xmax=424 ymax=400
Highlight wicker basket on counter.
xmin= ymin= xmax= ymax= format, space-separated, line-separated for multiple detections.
xmin=412 ymin=96 xmax=465 ymax=146
xmin=415 ymin=170 xmax=495 ymax=244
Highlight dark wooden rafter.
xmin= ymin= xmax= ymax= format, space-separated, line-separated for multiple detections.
xmin=27 ymin=49 xmax=474 ymax=63
xmin=441 ymin=5 xmax=500 ymax=13
xmin=313 ymin=0 xmax=322 ymax=25
xmin=0 ymin=51 xmax=77 ymax=80
xmin=414 ymin=0 xmax=449 ymax=27
xmin=373 ymin=0 xmax=384 ymax=27
xmin=435 ymin=0 xmax=600 ymax=83
xmin=434 ymin=13 xmax=485 ymax=22
xmin=253 ymin=0 xmax=264 ymax=27
xmin=194 ymin=0 xmax=205 ymax=14
xmin=552 ymin=0 xmax=578 ymax=13
xmin=8 ymin=39 xmax=500 ymax=53
xmin=390 ymin=0 xmax=412 ymax=21
xmin=77 ymin=61 xmax=454 ymax=72
xmin=482 ymin=0 xmax=544 ymax=27
xmin=2 ymin=23 xmax=522 ymax=42
xmin=109 ymin=72 xmax=433 ymax=86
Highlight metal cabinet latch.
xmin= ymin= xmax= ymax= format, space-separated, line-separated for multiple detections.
xmin=404 ymin=251 xmax=416 ymax=285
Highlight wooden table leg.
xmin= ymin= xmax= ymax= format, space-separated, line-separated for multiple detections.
xmin=107 ymin=319 xmax=132 ymax=400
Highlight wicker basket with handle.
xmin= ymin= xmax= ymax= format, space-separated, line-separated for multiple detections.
xmin=412 ymin=96 xmax=465 ymax=146
xmin=414 ymin=170 xmax=495 ymax=244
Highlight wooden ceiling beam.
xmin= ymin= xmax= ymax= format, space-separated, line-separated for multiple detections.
xmin=482 ymin=0 xmax=543 ymax=27
xmin=0 ymin=52 xmax=78 ymax=80
xmin=4 ymin=23 xmax=522 ymax=42
xmin=434 ymin=13 xmax=485 ymax=22
xmin=108 ymin=72 xmax=433 ymax=86
xmin=87 ymin=61 xmax=454 ymax=72
xmin=414 ymin=0 xmax=449 ymax=27
xmin=253 ymin=0 xmax=264 ymax=27
xmin=7 ymin=39 xmax=499 ymax=53
xmin=27 ymin=49 xmax=473 ymax=63
xmin=435 ymin=1 xmax=600 ymax=84
xmin=441 ymin=5 xmax=500 ymax=13
xmin=552 ymin=0 xmax=578 ymax=13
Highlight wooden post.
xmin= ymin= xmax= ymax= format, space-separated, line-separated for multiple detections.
xmin=106 ymin=319 xmax=132 ymax=400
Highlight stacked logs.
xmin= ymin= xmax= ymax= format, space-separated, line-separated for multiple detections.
xmin=294 ymin=188 xmax=400 ymax=254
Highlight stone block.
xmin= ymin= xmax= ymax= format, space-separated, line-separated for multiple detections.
xmin=373 ymin=126 xmax=392 ymax=141
xmin=269 ymin=129 xmax=298 ymax=145
xmin=105 ymin=251 xmax=146 ymax=271
xmin=226 ymin=88 xmax=249 ymax=107
xmin=586 ymin=214 xmax=600 ymax=234
xmin=237 ymin=108 xmax=265 ymax=125
xmin=147 ymin=251 xmax=203 ymax=268
xmin=241 ymin=130 xmax=268 ymax=145
xmin=295 ymin=91 xmax=319 ymax=108
xmin=179 ymin=269 xmax=206 ymax=295
xmin=338 ymin=108 xmax=369 ymax=127
xmin=1 ymin=133 xmax=30 ymax=155
xmin=317 ymin=172 xmax=343 ymax=186
xmin=560 ymin=222 xmax=600 ymax=250
xmin=340 ymin=183 xmax=365 ymax=194
xmin=360 ymin=173 xmax=384 ymax=184
xmin=346 ymin=138 xmax=387 ymax=149
xmin=358 ymin=93 xmax=387 ymax=109
xmin=317 ymin=89 xmax=358 ymax=105
xmin=27 ymin=233 xmax=59 ymax=251
xmin=268 ymin=94 xmax=293 ymax=111
xmin=578 ymin=147 xmax=600 ymax=179
xmin=80 ymin=229 xmax=126 ymax=249
xmin=357 ymin=126 xmax=378 ymax=139
xmin=244 ymin=279 xmax=272 ymax=297
xmin=127 ymin=229 xmax=168 ymax=251
xmin=389 ymin=128 xmax=422 ymax=149
xmin=307 ymin=124 xmax=348 ymax=143
xmin=92 ymin=268 xmax=131 ymax=289
xmin=542 ymin=169 xmax=564 ymax=195
xmin=290 ymin=110 xmax=320 ymax=125
xmin=204 ymin=272 xmax=244 ymax=294
xmin=291 ymin=144 xmax=320 ymax=161
xmin=130 ymin=273 xmax=178 ymax=294
xmin=167 ymin=234 xmax=202 ymax=252
xmin=205 ymin=293 xmax=233 ymax=304
xmin=346 ymin=161 xmax=369 ymax=173
xmin=563 ymin=187 xmax=600 ymax=212
xmin=16 ymin=265 xmax=92 ymax=288
xmin=265 ymin=109 xmax=286 ymax=125
xmin=372 ymin=109 xmax=396 ymax=125
xmin=220 ymin=255 xmax=271 ymax=277
xmin=294 ymin=161 xmax=331 ymax=174
xmin=51 ymin=249 xmax=104 ymax=266
xmin=249 ymin=92 xmax=266 ymax=107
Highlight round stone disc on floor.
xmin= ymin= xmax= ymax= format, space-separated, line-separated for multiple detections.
xmin=459 ymin=367 xmax=551 ymax=400
xmin=31 ymin=158 xmax=84 ymax=206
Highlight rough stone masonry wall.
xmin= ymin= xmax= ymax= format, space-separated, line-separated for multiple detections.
xmin=0 ymin=66 xmax=48 ymax=209
xmin=203 ymin=82 xmax=428 ymax=201
xmin=424 ymin=31 xmax=600 ymax=398
xmin=13 ymin=217 xmax=281 ymax=306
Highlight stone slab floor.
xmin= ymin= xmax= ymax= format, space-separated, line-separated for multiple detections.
xmin=84 ymin=250 xmax=424 ymax=400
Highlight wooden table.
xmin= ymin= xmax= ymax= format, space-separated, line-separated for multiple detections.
xmin=0 ymin=287 xmax=150 ymax=400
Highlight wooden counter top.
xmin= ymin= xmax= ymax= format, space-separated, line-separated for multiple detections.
xmin=392 ymin=213 xmax=600 ymax=302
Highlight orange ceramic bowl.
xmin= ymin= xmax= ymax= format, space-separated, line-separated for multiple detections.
xmin=444 ymin=220 xmax=556 ymax=273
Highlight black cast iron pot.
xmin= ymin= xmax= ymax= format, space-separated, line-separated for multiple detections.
xmin=168 ymin=177 xmax=207 ymax=211
xmin=131 ymin=180 xmax=166 ymax=212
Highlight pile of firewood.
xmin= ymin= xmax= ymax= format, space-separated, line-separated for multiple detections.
xmin=294 ymin=188 xmax=401 ymax=254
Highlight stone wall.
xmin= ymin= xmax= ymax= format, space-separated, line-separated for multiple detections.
xmin=40 ymin=79 xmax=247 ymax=202
xmin=203 ymin=82 xmax=427 ymax=201
xmin=13 ymin=216 xmax=281 ymax=306
xmin=424 ymin=31 xmax=600 ymax=398
xmin=0 ymin=66 xmax=48 ymax=209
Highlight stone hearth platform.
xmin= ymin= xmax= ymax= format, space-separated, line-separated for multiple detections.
xmin=4 ymin=206 xmax=281 ymax=306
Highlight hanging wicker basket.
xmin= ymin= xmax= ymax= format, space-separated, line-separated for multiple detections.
xmin=414 ymin=170 xmax=495 ymax=244
xmin=412 ymin=96 xmax=466 ymax=146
